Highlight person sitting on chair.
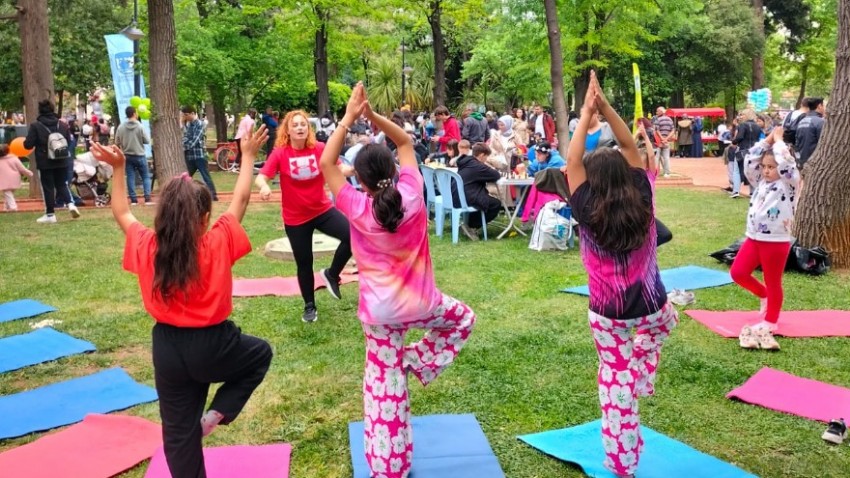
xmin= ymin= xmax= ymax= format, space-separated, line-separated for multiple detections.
xmin=452 ymin=143 xmax=503 ymax=241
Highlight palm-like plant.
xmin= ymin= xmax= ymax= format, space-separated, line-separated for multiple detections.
xmin=367 ymin=56 xmax=401 ymax=114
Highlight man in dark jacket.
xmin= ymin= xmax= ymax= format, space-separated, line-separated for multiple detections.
xmin=460 ymin=104 xmax=488 ymax=143
xmin=23 ymin=100 xmax=79 ymax=223
xmin=794 ymin=97 xmax=825 ymax=170
xmin=452 ymin=142 xmax=502 ymax=240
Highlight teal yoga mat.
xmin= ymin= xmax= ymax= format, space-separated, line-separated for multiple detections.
xmin=0 ymin=328 xmax=95 ymax=374
xmin=561 ymin=265 xmax=733 ymax=295
xmin=519 ymin=420 xmax=756 ymax=478
xmin=0 ymin=299 xmax=57 ymax=323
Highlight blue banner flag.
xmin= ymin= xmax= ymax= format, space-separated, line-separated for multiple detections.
xmin=104 ymin=34 xmax=152 ymax=157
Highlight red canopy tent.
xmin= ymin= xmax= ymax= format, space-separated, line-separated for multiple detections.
xmin=666 ymin=107 xmax=726 ymax=118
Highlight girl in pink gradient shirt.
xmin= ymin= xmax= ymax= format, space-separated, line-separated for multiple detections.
xmin=320 ymin=84 xmax=476 ymax=478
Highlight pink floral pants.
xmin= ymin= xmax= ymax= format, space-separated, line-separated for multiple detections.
xmin=361 ymin=293 xmax=476 ymax=478
xmin=588 ymin=302 xmax=678 ymax=477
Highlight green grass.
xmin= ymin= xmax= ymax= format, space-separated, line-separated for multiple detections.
xmin=1 ymin=187 xmax=849 ymax=478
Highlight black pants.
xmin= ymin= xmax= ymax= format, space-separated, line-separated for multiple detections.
xmin=39 ymin=167 xmax=72 ymax=214
xmin=656 ymin=218 xmax=673 ymax=247
xmin=284 ymin=208 xmax=352 ymax=306
xmin=467 ymin=197 xmax=502 ymax=229
xmin=152 ymin=321 xmax=272 ymax=478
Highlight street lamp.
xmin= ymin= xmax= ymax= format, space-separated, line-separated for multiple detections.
xmin=400 ymin=39 xmax=414 ymax=108
xmin=120 ymin=0 xmax=144 ymax=97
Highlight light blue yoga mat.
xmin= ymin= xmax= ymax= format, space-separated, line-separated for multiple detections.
xmin=519 ymin=419 xmax=757 ymax=478
xmin=0 ymin=299 xmax=57 ymax=323
xmin=349 ymin=414 xmax=505 ymax=478
xmin=0 ymin=328 xmax=95 ymax=374
xmin=561 ymin=265 xmax=733 ymax=296
xmin=0 ymin=367 xmax=158 ymax=440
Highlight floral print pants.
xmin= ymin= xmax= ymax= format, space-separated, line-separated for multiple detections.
xmin=588 ymin=302 xmax=678 ymax=477
xmin=361 ymin=294 xmax=476 ymax=478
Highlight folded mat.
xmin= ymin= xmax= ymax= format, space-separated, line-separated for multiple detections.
xmin=0 ymin=414 xmax=161 ymax=478
xmin=727 ymin=367 xmax=850 ymax=423
xmin=144 ymin=444 xmax=292 ymax=478
xmin=0 ymin=299 xmax=57 ymax=324
xmin=0 ymin=327 xmax=95 ymax=374
xmin=686 ymin=309 xmax=850 ymax=337
xmin=0 ymin=367 xmax=158 ymax=439
xmin=233 ymin=272 xmax=358 ymax=297
xmin=349 ymin=414 xmax=505 ymax=478
xmin=561 ymin=265 xmax=732 ymax=296
xmin=519 ymin=419 xmax=756 ymax=478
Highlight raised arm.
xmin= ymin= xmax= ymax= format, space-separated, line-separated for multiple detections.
xmin=227 ymin=125 xmax=267 ymax=222
xmin=321 ymin=83 xmax=367 ymax=197
xmin=638 ymin=123 xmax=657 ymax=175
xmin=566 ymin=79 xmax=598 ymax=195
xmin=592 ymin=72 xmax=642 ymax=168
xmin=364 ymin=100 xmax=416 ymax=170
xmin=90 ymin=143 xmax=137 ymax=234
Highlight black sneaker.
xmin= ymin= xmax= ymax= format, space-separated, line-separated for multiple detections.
xmin=302 ymin=303 xmax=318 ymax=323
xmin=822 ymin=419 xmax=847 ymax=445
xmin=320 ymin=268 xmax=342 ymax=300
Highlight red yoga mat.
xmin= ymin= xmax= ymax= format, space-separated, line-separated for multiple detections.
xmin=144 ymin=444 xmax=292 ymax=478
xmin=686 ymin=309 xmax=850 ymax=337
xmin=233 ymin=273 xmax=358 ymax=297
xmin=727 ymin=367 xmax=850 ymax=423
xmin=0 ymin=413 xmax=161 ymax=478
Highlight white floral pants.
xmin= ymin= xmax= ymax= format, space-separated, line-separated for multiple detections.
xmin=361 ymin=294 xmax=476 ymax=478
xmin=589 ymin=302 xmax=678 ymax=477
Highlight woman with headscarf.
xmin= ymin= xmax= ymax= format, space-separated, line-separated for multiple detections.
xmin=676 ymin=114 xmax=693 ymax=157
xmin=690 ymin=116 xmax=704 ymax=158
xmin=487 ymin=115 xmax=517 ymax=172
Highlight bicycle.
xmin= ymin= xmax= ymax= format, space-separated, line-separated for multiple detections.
xmin=214 ymin=140 xmax=238 ymax=172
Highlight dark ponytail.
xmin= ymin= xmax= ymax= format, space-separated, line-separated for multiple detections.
xmin=153 ymin=176 xmax=212 ymax=301
xmin=354 ymin=144 xmax=405 ymax=233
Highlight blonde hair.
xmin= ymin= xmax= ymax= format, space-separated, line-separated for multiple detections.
xmin=275 ymin=110 xmax=316 ymax=149
xmin=740 ymin=108 xmax=757 ymax=122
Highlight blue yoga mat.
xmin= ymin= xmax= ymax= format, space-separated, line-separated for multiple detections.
xmin=349 ymin=414 xmax=505 ymax=478
xmin=0 ymin=367 xmax=158 ymax=440
xmin=519 ymin=420 xmax=756 ymax=478
xmin=0 ymin=299 xmax=57 ymax=324
xmin=561 ymin=265 xmax=733 ymax=296
xmin=0 ymin=328 xmax=96 ymax=374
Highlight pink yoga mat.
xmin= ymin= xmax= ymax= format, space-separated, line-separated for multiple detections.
xmin=233 ymin=273 xmax=358 ymax=297
xmin=144 ymin=444 xmax=292 ymax=478
xmin=727 ymin=367 xmax=850 ymax=423
xmin=686 ymin=309 xmax=850 ymax=337
xmin=0 ymin=414 xmax=161 ymax=478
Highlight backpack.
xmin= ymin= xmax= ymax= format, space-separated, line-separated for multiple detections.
xmin=39 ymin=122 xmax=70 ymax=161
xmin=782 ymin=112 xmax=805 ymax=145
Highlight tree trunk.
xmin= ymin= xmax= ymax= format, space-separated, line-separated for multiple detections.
xmin=574 ymin=70 xmax=589 ymax=112
xmin=669 ymin=89 xmax=685 ymax=108
xmin=796 ymin=61 xmax=809 ymax=109
xmin=429 ymin=0 xmax=447 ymax=107
xmin=148 ymin=0 xmax=185 ymax=181
xmin=17 ymin=0 xmax=54 ymax=198
xmin=543 ymin=0 xmax=570 ymax=158
xmin=211 ymin=87 xmax=227 ymax=143
xmin=313 ymin=6 xmax=330 ymax=116
xmin=794 ymin=0 xmax=850 ymax=268
xmin=751 ymin=0 xmax=765 ymax=90
xmin=57 ymin=89 xmax=64 ymax=117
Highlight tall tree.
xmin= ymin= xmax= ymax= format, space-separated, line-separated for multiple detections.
xmin=313 ymin=3 xmax=331 ymax=115
xmin=751 ymin=0 xmax=765 ymax=89
xmin=543 ymin=0 xmax=569 ymax=157
xmin=794 ymin=0 xmax=850 ymax=267
xmin=428 ymin=0 xmax=447 ymax=107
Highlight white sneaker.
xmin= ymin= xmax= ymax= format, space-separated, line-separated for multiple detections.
xmin=68 ymin=204 xmax=80 ymax=218
xmin=144 ymin=201 xmax=156 ymax=207
xmin=663 ymin=173 xmax=671 ymax=178
xmin=36 ymin=214 xmax=57 ymax=224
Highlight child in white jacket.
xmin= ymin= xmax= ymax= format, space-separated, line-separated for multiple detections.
xmin=733 ymin=127 xmax=799 ymax=350
xmin=0 ymin=144 xmax=34 ymax=212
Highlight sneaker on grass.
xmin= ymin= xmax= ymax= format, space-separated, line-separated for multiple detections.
xmin=822 ymin=419 xmax=847 ymax=445
xmin=36 ymin=214 xmax=57 ymax=224
xmin=302 ymin=303 xmax=318 ymax=323
xmin=68 ymin=203 xmax=80 ymax=218
xmin=320 ymin=268 xmax=342 ymax=300
xmin=738 ymin=325 xmax=759 ymax=349
xmin=460 ymin=223 xmax=479 ymax=241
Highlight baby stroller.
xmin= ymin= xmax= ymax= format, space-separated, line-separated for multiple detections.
xmin=72 ymin=152 xmax=113 ymax=207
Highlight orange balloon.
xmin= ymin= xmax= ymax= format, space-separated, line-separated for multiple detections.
xmin=9 ymin=137 xmax=33 ymax=157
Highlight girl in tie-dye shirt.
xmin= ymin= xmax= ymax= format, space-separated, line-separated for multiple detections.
xmin=565 ymin=71 xmax=678 ymax=478
xmin=320 ymin=83 xmax=476 ymax=478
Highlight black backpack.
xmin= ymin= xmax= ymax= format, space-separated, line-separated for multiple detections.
xmin=782 ymin=112 xmax=805 ymax=145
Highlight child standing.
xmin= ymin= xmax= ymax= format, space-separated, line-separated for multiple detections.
xmin=320 ymin=84 xmax=476 ymax=478
xmin=0 ymin=144 xmax=34 ymax=211
xmin=566 ymin=72 xmax=678 ymax=478
xmin=733 ymin=127 xmax=799 ymax=351
xmin=90 ymin=127 xmax=273 ymax=478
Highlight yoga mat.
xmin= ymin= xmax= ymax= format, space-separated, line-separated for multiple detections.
xmin=727 ymin=367 xmax=850 ymax=423
xmin=687 ymin=309 xmax=850 ymax=337
xmin=0 ymin=367 xmax=158 ymax=439
xmin=233 ymin=272 xmax=358 ymax=297
xmin=0 ymin=327 xmax=95 ymax=373
xmin=349 ymin=414 xmax=505 ymax=478
xmin=519 ymin=419 xmax=756 ymax=478
xmin=561 ymin=265 xmax=732 ymax=296
xmin=0 ymin=299 xmax=57 ymax=323
xmin=0 ymin=414 xmax=161 ymax=478
xmin=144 ymin=444 xmax=292 ymax=478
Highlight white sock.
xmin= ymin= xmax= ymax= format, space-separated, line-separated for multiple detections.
xmin=201 ymin=410 xmax=224 ymax=437
xmin=753 ymin=321 xmax=778 ymax=332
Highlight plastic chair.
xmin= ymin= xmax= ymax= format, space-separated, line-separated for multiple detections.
xmin=419 ymin=164 xmax=442 ymax=221
xmin=433 ymin=168 xmax=488 ymax=244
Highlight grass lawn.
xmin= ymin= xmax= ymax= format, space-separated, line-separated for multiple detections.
xmin=1 ymin=186 xmax=849 ymax=477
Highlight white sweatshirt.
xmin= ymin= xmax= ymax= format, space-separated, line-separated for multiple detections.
xmin=743 ymin=139 xmax=800 ymax=242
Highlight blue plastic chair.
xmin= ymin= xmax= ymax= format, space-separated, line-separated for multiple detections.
xmin=419 ymin=164 xmax=442 ymax=222
xmin=433 ymin=168 xmax=488 ymax=244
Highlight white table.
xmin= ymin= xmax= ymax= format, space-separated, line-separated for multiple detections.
xmin=495 ymin=177 xmax=534 ymax=239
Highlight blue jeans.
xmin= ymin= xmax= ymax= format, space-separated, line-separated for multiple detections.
xmin=185 ymin=156 xmax=218 ymax=199
xmin=730 ymin=159 xmax=742 ymax=194
xmin=126 ymin=154 xmax=152 ymax=202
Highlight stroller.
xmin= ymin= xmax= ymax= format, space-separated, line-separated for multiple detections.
xmin=72 ymin=152 xmax=113 ymax=207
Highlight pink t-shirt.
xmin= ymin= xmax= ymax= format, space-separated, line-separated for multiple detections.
xmin=235 ymin=114 xmax=255 ymax=139
xmin=335 ymin=166 xmax=442 ymax=325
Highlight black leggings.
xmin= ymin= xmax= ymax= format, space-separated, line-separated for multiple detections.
xmin=656 ymin=218 xmax=673 ymax=247
xmin=284 ymin=208 xmax=352 ymax=306
xmin=39 ymin=167 xmax=72 ymax=215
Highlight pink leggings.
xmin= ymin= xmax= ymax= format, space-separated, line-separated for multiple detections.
xmin=589 ymin=302 xmax=678 ymax=477
xmin=730 ymin=238 xmax=792 ymax=323
xmin=361 ymin=294 xmax=475 ymax=478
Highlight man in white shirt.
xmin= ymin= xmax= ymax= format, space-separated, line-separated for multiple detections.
xmin=234 ymin=108 xmax=256 ymax=166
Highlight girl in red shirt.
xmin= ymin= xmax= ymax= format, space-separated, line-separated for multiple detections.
xmin=255 ymin=109 xmax=353 ymax=323
xmin=91 ymin=127 xmax=273 ymax=478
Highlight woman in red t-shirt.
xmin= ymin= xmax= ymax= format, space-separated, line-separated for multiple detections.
xmin=255 ymin=110 xmax=353 ymax=323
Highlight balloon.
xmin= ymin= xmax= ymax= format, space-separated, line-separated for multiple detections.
xmin=9 ymin=137 xmax=32 ymax=157
xmin=130 ymin=96 xmax=142 ymax=108
xmin=137 ymin=104 xmax=148 ymax=115
xmin=139 ymin=110 xmax=151 ymax=120
xmin=141 ymin=98 xmax=152 ymax=108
